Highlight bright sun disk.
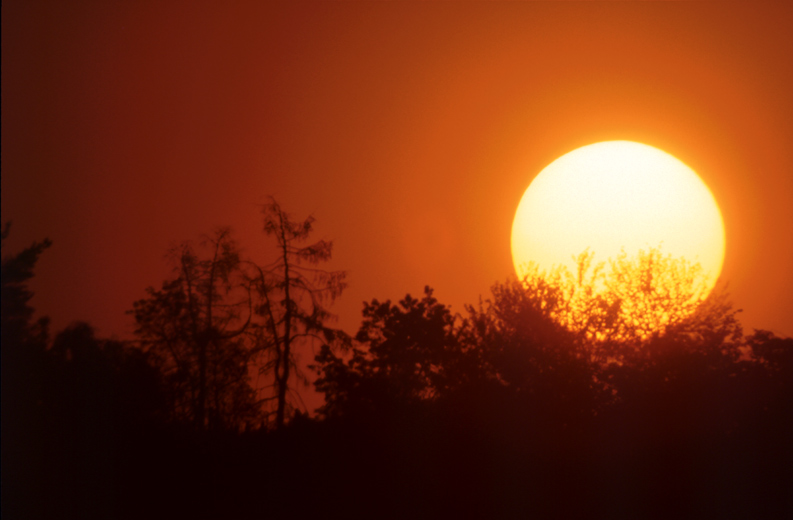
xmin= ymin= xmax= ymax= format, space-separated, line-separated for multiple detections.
xmin=511 ymin=140 xmax=726 ymax=298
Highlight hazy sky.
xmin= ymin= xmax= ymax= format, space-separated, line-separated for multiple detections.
xmin=3 ymin=1 xmax=792 ymax=349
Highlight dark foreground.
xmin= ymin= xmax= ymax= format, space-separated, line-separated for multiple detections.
xmin=4 ymin=398 xmax=792 ymax=520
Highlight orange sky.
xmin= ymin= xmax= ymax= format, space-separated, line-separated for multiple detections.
xmin=3 ymin=1 xmax=792 ymax=351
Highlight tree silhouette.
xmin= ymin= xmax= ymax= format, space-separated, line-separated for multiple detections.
xmin=251 ymin=198 xmax=347 ymax=429
xmin=315 ymin=248 xmax=747 ymax=429
xmin=461 ymin=278 xmax=601 ymax=425
xmin=130 ymin=228 xmax=259 ymax=431
xmin=1 ymin=221 xmax=51 ymax=352
xmin=1 ymin=222 xmax=54 ymax=467
xmin=512 ymin=247 xmax=743 ymax=372
xmin=314 ymin=286 xmax=473 ymax=418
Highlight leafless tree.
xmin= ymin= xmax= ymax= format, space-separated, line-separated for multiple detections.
xmin=251 ymin=199 xmax=347 ymax=429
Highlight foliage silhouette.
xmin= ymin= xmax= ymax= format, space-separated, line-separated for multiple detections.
xmin=519 ymin=247 xmax=719 ymax=343
xmin=461 ymin=277 xmax=602 ymax=426
xmin=1 ymin=221 xmax=51 ymax=352
xmin=314 ymin=286 xmax=472 ymax=419
xmin=314 ymin=246 xmax=750 ymax=434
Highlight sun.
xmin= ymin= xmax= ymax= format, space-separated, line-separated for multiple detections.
xmin=511 ymin=141 xmax=725 ymax=297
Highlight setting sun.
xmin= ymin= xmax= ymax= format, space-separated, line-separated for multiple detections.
xmin=511 ymin=141 xmax=726 ymax=296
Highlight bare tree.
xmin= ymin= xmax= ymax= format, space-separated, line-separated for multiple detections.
xmin=251 ymin=199 xmax=346 ymax=429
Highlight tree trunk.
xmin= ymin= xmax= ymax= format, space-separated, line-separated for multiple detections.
xmin=275 ymin=223 xmax=292 ymax=430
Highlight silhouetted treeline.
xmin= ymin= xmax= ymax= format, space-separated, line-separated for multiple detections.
xmin=2 ymin=220 xmax=792 ymax=519
xmin=309 ymin=284 xmax=792 ymax=519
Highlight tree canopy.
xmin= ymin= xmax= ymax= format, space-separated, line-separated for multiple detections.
xmin=314 ymin=248 xmax=759 ymax=428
